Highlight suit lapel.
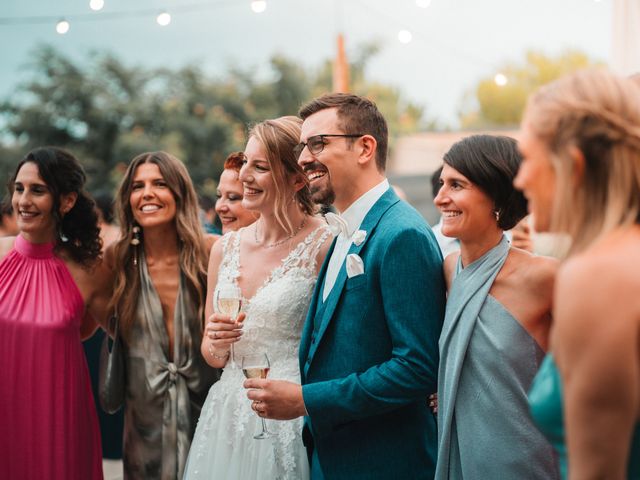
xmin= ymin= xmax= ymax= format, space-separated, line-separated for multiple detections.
xmin=299 ymin=236 xmax=337 ymax=372
xmin=304 ymin=189 xmax=400 ymax=367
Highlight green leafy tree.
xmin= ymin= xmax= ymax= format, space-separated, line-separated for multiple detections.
xmin=0 ymin=43 xmax=429 ymax=195
xmin=460 ymin=50 xmax=600 ymax=128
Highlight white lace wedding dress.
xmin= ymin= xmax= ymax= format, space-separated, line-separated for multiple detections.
xmin=184 ymin=224 xmax=330 ymax=480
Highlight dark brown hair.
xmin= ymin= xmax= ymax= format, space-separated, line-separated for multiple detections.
xmin=443 ymin=135 xmax=528 ymax=231
xmin=111 ymin=151 xmax=208 ymax=338
xmin=9 ymin=147 xmax=101 ymax=266
xmin=299 ymin=93 xmax=389 ymax=171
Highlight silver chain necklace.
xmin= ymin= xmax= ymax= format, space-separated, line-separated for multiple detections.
xmin=254 ymin=218 xmax=307 ymax=248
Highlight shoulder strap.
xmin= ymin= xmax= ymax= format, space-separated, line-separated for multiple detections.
xmin=280 ymin=223 xmax=331 ymax=275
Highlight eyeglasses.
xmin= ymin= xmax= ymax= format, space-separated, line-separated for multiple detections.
xmin=293 ymin=134 xmax=364 ymax=159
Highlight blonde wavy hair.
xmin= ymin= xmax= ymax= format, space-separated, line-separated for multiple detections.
xmin=524 ymin=68 xmax=640 ymax=255
xmin=248 ymin=116 xmax=315 ymax=234
xmin=110 ymin=151 xmax=208 ymax=339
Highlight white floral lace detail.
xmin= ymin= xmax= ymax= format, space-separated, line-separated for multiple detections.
xmin=186 ymin=224 xmax=331 ymax=480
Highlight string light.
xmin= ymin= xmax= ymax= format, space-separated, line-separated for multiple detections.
xmin=416 ymin=0 xmax=431 ymax=8
xmin=156 ymin=11 xmax=171 ymax=26
xmin=55 ymin=19 xmax=70 ymax=34
xmin=398 ymin=29 xmax=412 ymax=44
xmin=250 ymin=1 xmax=266 ymax=13
xmin=494 ymin=73 xmax=508 ymax=86
xmin=89 ymin=0 xmax=104 ymax=11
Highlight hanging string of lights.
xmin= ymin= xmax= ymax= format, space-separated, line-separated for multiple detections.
xmin=0 ymin=0 xmax=250 ymax=29
xmin=0 ymin=0 xmax=514 ymax=85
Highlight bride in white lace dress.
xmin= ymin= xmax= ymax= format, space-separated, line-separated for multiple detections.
xmin=184 ymin=116 xmax=331 ymax=480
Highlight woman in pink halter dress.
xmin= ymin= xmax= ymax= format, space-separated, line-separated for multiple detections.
xmin=0 ymin=147 xmax=113 ymax=480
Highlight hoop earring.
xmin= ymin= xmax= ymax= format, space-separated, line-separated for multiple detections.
xmin=131 ymin=225 xmax=141 ymax=265
xmin=59 ymin=228 xmax=69 ymax=243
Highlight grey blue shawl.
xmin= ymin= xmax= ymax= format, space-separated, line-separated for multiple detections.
xmin=436 ymin=236 xmax=558 ymax=479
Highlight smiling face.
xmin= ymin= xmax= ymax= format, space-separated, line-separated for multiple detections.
xmin=129 ymin=162 xmax=177 ymax=230
xmin=12 ymin=162 xmax=57 ymax=243
xmin=239 ymin=136 xmax=277 ymax=215
xmin=514 ymin=120 xmax=557 ymax=232
xmin=434 ymin=163 xmax=498 ymax=242
xmin=215 ymin=168 xmax=256 ymax=233
xmin=297 ymin=108 xmax=359 ymax=210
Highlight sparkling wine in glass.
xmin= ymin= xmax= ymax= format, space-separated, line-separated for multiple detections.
xmin=242 ymin=353 xmax=272 ymax=440
xmin=215 ymin=283 xmax=242 ymax=367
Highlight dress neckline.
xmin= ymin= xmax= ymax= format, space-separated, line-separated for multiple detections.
xmin=231 ymin=224 xmax=328 ymax=305
xmin=14 ymin=234 xmax=55 ymax=259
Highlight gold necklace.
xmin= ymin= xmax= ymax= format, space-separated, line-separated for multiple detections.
xmin=254 ymin=218 xmax=307 ymax=248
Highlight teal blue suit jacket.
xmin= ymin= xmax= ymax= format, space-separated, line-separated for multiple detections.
xmin=300 ymin=189 xmax=445 ymax=479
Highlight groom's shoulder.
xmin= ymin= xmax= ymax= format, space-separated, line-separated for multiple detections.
xmin=378 ymin=199 xmax=431 ymax=236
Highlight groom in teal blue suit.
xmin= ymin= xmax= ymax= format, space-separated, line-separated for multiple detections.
xmin=244 ymin=93 xmax=445 ymax=479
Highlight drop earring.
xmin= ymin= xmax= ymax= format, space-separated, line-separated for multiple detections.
xmin=131 ymin=225 xmax=141 ymax=265
xmin=59 ymin=229 xmax=69 ymax=243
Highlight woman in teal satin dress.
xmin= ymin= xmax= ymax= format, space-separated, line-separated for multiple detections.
xmin=516 ymin=69 xmax=640 ymax=479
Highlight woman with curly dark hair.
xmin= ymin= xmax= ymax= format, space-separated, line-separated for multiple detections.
xmin=0 ymin=147 xmax=113 ymax=479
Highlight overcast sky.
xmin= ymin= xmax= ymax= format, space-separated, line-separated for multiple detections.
xmin=0 ymin=0 xmax=611 ymax=126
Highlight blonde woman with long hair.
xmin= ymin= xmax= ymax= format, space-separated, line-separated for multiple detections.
xmin=517 ymin=69 xmax=640 ymax=479
xmin=184 ymin=116 xmax=332 ymax=480
xmin=108 ymin=151 xmax=218 ymax=479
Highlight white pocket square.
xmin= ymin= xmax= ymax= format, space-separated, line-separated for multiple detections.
xmin=346 ymin=253 xmax=365 ymax=278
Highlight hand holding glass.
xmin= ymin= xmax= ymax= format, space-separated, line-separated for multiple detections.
xmin=215 ymin=284 xmax=242 ymax=367
xmin=242 ymin=353 xmax=272 ymax=439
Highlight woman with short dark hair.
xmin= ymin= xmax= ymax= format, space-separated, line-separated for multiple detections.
xmin=0 ymin=146 xmax=112 ymax=479
xmin=434 ymin=135 xmax=559 ymax=479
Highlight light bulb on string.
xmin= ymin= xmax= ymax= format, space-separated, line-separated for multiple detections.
xmin=398 ymin=30 xmax=412 ymax=44
xmin=157 ymin=11 xmax=171 ymax=26
xmin=56 ymin=19 xmax=70 ymax=34
xmin=494 ymin=73 xmax=508 ymax=86
xmin=251 ymin=1 xmax=267 ymax=13
xmin=416 ymin=0 xmax=431 ymax=8
xmin=89 ymin=0 xmax=104 ymax=11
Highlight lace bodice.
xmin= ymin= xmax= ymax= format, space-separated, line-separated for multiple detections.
xmin=185 ymin=223 xmax=330 ymax=480
xmin=217 ymin=224 xmax=331 ymax=370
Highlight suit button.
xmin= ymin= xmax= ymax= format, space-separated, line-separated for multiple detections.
xmin=311 ymin=335 xmax=316 ymax=344
xmin=306 ymin=359 xmax=311 ymax=366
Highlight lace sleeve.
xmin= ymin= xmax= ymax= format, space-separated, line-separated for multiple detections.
xmin=277 ymin=224 xmax=331 ymax=277
xmin=307 ymin=225 xmax=332 ymax=272
xmin=216 ymin=230 xmax=241 ymax=284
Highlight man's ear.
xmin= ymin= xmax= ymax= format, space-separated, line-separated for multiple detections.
xmin=567 ymin=145 xmax=585 ymax=187
xmin=357 ymin=135 xmax=377 ymax=167
xmin=59 ymin=192 xmax=78 ymax=216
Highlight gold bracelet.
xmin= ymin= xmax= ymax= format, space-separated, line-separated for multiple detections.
xmin=208 ymin=342 xmax=230 ymax=360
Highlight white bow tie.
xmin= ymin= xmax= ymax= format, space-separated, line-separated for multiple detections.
xmin=324 ymin=212 xmax=350 ymax=237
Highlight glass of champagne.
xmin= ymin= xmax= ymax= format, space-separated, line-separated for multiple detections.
xmin=242 ymin=353 xmax=272 ymax=439
xmin=215 ymin=283 xmax=242 ymax=368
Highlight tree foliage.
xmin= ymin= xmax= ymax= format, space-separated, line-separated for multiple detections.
xmin=459 ymin=50 xmax=600 ymax=129
xmin=0 ymin=43 xmax=426 ymax=195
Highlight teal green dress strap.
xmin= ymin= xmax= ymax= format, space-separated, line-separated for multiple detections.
xmin=529 ymin=354 xmax=640 ymax=479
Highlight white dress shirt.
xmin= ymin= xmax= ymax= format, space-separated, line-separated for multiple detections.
xmin=322 ymin=179 xmax=390 ymax=301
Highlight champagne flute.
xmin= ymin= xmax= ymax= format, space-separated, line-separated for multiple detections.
xmin=215 ymin=283 xmax=242 ymax=367
xmin=242 ymin=353 xmax=272 ymax=439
